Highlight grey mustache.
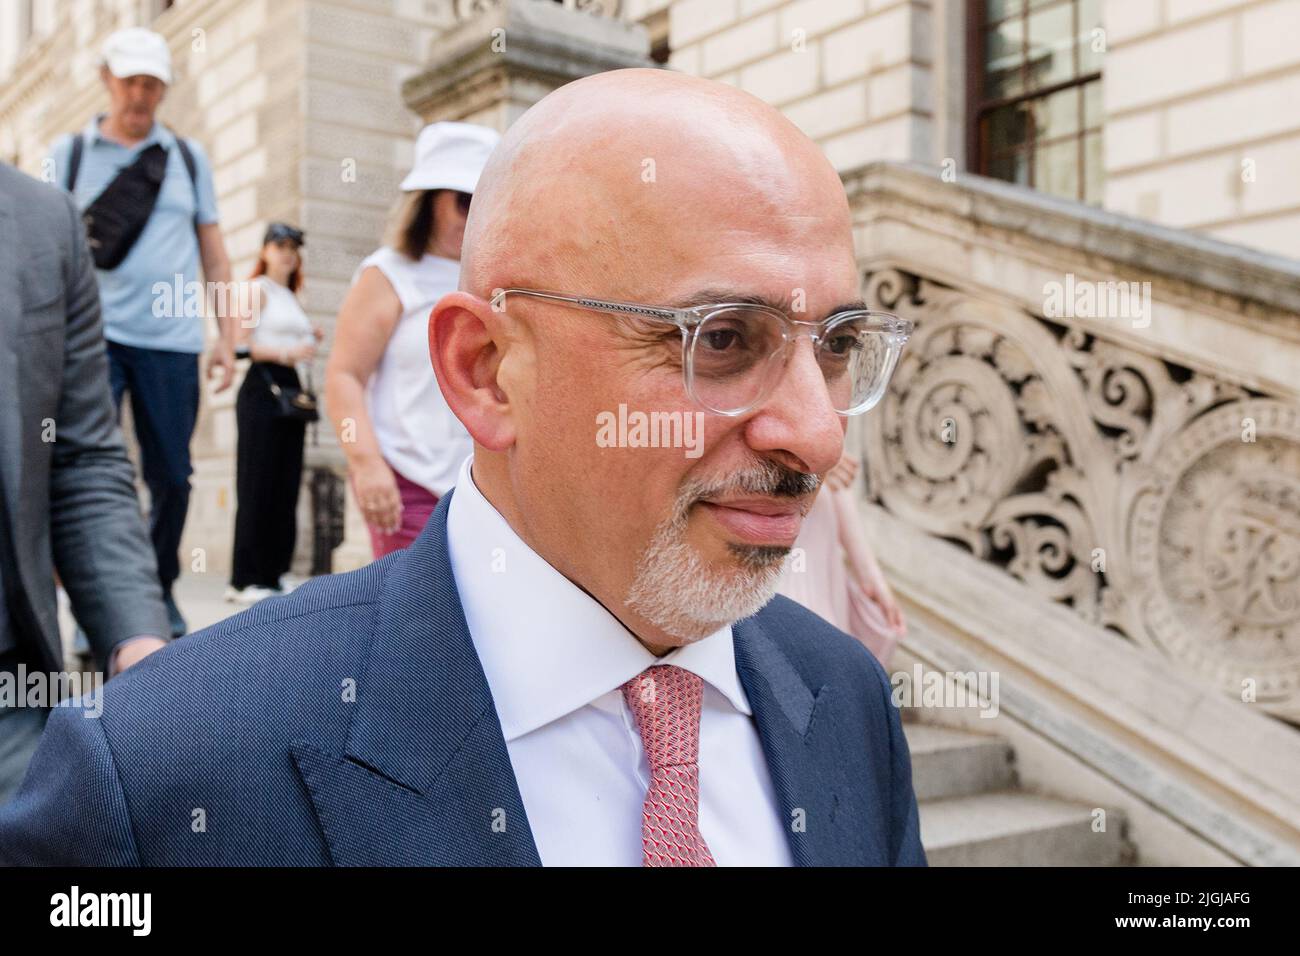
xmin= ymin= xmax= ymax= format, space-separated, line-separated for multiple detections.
xmin=685 ymin=458 xmax=821 ymax=509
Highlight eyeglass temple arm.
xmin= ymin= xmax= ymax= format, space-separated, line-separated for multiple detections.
xmin=491 ymin=288 xmax=693 ymax=326
xmin=494 ymin=289 xmax=912 ymax=337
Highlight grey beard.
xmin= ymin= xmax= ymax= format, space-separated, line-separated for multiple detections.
xmin=624 ymin=458 xmax=818 ymax=642
xmin=624 ymin=521 xmax=790 ymax=643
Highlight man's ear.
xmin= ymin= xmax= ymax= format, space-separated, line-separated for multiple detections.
xmin=428 ymin=291 xmax=516 ymax=452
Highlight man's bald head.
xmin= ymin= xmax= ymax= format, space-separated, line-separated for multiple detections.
xmin=460 ymin=68 xmax=854 ymax=300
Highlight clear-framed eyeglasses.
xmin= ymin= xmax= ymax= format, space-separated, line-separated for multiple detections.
xmin=489 ymin=288 xmax=913 ymax=417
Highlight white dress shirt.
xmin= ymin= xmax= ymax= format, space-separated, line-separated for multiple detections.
xmin=445 ymin=456 xmax=794 ymax=866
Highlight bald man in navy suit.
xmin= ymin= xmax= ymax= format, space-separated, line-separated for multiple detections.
xmin=0 ymin=68 xmax=925 ymax=867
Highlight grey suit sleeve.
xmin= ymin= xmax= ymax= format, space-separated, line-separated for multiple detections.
xmin=47 ymin=189 xmax=169 ymax=668
xmin=0 ymin=702 xmax=141 ymax=865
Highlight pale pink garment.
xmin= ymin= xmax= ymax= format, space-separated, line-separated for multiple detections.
xmin=775 ymin=487 xmax=903 ymax=667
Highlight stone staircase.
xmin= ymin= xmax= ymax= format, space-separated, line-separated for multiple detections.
xmin=904 ymin=720 xmax=1137 ymax=866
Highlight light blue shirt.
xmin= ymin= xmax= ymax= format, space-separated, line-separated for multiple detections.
xmin=49 ymin=115 xmax=219 ymax=354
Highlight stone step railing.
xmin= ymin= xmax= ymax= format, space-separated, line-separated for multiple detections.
xmin=845 ymin=161 xmax=1300 ymax=865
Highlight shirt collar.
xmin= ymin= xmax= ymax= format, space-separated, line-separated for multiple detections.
xmin=84 ymin=113 xmax=171 ymax=149
xmin=445 ymin=455 xmax=753 ymax=742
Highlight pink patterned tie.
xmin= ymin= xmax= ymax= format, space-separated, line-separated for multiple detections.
xmin=621 ymin=664 xmax=716 ymax=867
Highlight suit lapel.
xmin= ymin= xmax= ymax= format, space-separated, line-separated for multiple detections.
xmin=291 ymin=490 xmax=541 ymax=866
xmin=734 ymin=613 xmax=873 ymax=866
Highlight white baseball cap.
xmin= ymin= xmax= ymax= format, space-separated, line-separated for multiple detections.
xmin=100 ymin=27 xmax=173 ymax=85
xmin=400 ymin=121 xmax=500 ymax=193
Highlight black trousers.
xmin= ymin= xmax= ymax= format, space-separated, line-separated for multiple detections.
xmin=231 ymin=362 xmax=307 ymax=589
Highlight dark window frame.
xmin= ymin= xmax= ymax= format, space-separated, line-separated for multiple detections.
xmin=968 ymin=0 xmax=1103 ymax=204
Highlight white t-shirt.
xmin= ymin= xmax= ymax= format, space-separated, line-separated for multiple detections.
xmin=249 ymin=275 xmax=314 ymax=354
xmin=354 ymin=246 xmax=471 ymax=497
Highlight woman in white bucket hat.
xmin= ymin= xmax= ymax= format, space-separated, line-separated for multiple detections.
xmin=326 ymin=121 xmax=500 ymax=557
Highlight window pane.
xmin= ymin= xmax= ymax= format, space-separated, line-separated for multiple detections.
xmin=1084 ymin=130 xmax=1103 ymax=204
xmin=1077 ymin=0 xmax=1105 ymax=75
xmin=1078 ymin=0 xmax=1102 ymax=33
xmin=1082 ymin=79 xmax=1103 ymax=129
xmin=984 ymin=102 xmax=1031 ymax=153
xmin=1034 ymin=138 xmax=1080 ymax=199
xmin=984 ymin=0 xmax=1024 ymax=25
xmin=989 ymin=149 xmax=1031 ymax=187
xmin=1030 ymin=85 xmax=1080 ymax=142
xmin=1078 ymin=31 xmax=1104 ymax=74
xmin=1027 ymin=2 xmax=1075 ymax=89
xmin=984 ymin=19 xmax=1026 ymax=99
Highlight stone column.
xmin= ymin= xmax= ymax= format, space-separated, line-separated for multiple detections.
xmin=402 ymin=0 xmax=654 ymax=128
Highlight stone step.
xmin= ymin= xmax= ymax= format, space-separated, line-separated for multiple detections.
xmin=903 ymin=722 xmax=1016 ymax=801
xmin=919 ymin=789 xmax=1132 ymax=866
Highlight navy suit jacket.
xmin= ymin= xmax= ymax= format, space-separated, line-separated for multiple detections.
xmin=0 ymin=492 xmax=926 ymax=866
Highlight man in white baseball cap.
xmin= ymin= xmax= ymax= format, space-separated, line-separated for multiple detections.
xmin=47 ymin=26 xmax=238 ymax=646
xmin=101 ymin=26 xmax=174 ymax=86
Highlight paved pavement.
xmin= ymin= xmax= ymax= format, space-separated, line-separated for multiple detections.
xmin=171 ymin=572 xmax=253 ymax=633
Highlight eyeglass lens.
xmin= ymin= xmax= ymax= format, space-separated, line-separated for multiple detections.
xmin=688 ymin=307 xmax=903 ymax=415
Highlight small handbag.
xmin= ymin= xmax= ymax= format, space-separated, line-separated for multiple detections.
xmin=258 ymin=362 xmax=319 ymax=423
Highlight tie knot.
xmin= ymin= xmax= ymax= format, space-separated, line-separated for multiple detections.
xmin=621 ymin=664 xmax=705 ymax=770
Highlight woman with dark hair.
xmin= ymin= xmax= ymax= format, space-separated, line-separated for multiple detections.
xmin=326 ymin=121 xmax=500 ymax=558
xmin=226 ymin=222 xmax=323 ymax=604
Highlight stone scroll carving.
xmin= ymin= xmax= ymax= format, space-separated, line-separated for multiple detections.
xmin=861 ymin=268 xmax=1300 ymax=722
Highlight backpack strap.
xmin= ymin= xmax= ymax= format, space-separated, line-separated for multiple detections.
xmin=173 ymin=134 xmax=197 ymax=190
xmin=63 ymin=126 xmax=195 ymax=201
xmin=171 ymin=132 xmax=200 ymax=228
xmin=65 ymin=132 xmax=84 ymax=193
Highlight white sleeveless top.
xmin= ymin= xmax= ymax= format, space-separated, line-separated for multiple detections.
xmin=249 ymin=275 xmax=314 ymax=353
xmin=354 ymin=246 xmax=471 ymax=497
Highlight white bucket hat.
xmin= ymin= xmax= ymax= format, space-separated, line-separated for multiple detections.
xmin=400 ymin=121 xmax=500 ymax=193
xmin=100 ymin=27 xmax=173 ymax=85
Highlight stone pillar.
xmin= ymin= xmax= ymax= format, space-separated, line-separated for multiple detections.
xmin=402 ymin=0 xmax=654 ymax=128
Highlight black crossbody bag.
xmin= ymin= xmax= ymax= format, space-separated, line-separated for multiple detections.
xmin=257 ymin=363 xmax=320 ymax=423
xmin=64 ymin=130 xmax=198 ymax=270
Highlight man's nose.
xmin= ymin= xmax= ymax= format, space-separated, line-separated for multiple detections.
xmin=741 ymin=338 xmax=844 ymax=478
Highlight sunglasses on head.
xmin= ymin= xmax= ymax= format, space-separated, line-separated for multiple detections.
xmin=264 ymin=223 xmax=304 ymax=247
